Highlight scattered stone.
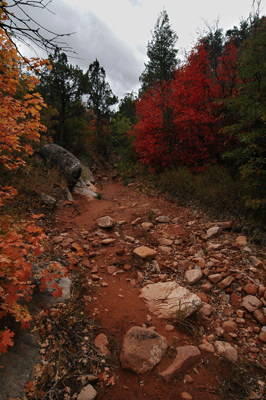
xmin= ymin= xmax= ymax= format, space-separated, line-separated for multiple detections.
xmin=94 ymin=333 xmax=110 ymax=357
xmin=217 ymin=275 xmax=235 ymax=290
xmin=259 ymin=326 xmax=266 ymax=343
xmin=159 ymin=245 xmax=172 ymax=253
xmin=120 ymin=326 xmax=168 ymax=374
xmin=249 ymin=256 xmax=263 ymax=268
xmin=156 ymin=216 xmax=170 ymax=223
xmin=131 ymin=217 xmax=141 ymax=225
xmin=181 ymin=392 xmax=193 ymax=400
xmin=133 ymin=246 xmax=157 ymax=260
xmin=208 ymin=274 xmax=223 ymax=284
xmin=125 ymin=235 xmax=135 ymax=243
xmin=77 ymin=384 xmax=97 ymax=400
xmin=41 ymin=193 xmax=56 ymax=208
xmin=206 ymin=227 xmax=221 ymax=239
xmin=140 ymin=282 xmax=202 ymax=319
xmin=222 ymin=320 xmax=237 ymax=333
xmin=253 ymin=310 xmax=266 ymax=325
xmin=185 ymin=269 xmax=203 ymax=285
xmin=244 ymin=283 xmax=258 ymax=295
xmin=201 ymin=281 xmax=212 ymax=293
xmin=97 ymin=216 xmax=115 ymax=229
xmin=142 ymin=222 xmax=154 ymax=230
xmin=164 ymin=325 xmax=175 ymax=332
xmin=137 ymin=271 xmax=144 ymax=282
xmin=124 ymin=264 xmax=132 ymax=271
xmin=184 ymin=375 xmax=194 ymax=383
xmin=236 ymin=236 xmax=247 ymax=246
xmin=214 ymin=341 xmax=238 ymax=362
xmin=199 ymin=343 xmax=215 ymax=353
xmin=107 ymin=265 xmax=117 ymax=275
xmin=158 ymin=237 xmax=173 ymax=246
xmin=200 ymin=303 xmax=214 ymax=317
xmin=241 ymin=295 xmax=262 ymax=313
xmin=159 ymin=346 xmax=201 ymax=382
xmin=91 ymin=275 xmax=100 ymax=281
xmin=53 ymin=236 xmax=64 ymax=244
xmin=102 ymin=238 xmax=115 ymax=245
xmin=178 ymin=260 xmax=194 ymax=270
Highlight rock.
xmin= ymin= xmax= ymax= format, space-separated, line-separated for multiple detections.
xmin=107 ymin=265 xmax=117 ymax=275
xmin=164 ymin=325 xmax=175 ymax=332
xmin=240 ymin=295 xmax=262 ymax=313
xmin=73 ymin=178 xmax=98 ymax=199
xmin=120 ymin=326 xmax=168 ymax=373
xmin=199 ymin=343 xmax=215 ymax=353
xmin=139 ymin=282 xmax=202 ymax=319
xmin=41 ymin=193 xmax=56 ymax=208
xmin=259 ymin=326 xmax=266 ymax=343
xmin=214 ymin=341 xmax=238 ymax=362
xmin=102 ymin=238 xmax=115 ymax=245
xmin=34 ymin=144 xmax=82 ymax=191
xmin=77 ymin=384 xmax=97 ymax=400
xmin=156 ymin=216 xmax=170 ymax=223
xmin=97 ymin=216 xmax=115 ymax=229
xmin=249 ymin=256 xmax=263 ymax=268
xmin=131 ymin=217 xmax=141 ymax=225
xmin=133 ymin=246 xmax=157 ymax=260
xmin=178 ymin=260 xmax=194 ymax=270
xmin=253 ymin=310 xmax=266 ymax=325
xmin=142 ymin=222 xmax=154 ymax=230
xmin=158 ymin=237 xmax=173 ymax=246
xmin=217 ymin=275 xmax=235 ymax=290
xmin=159 ymin=346 xmax=201 ymax=382
xmin=185 ymin=269 xmax=203 ymax=285
xmin=181 ymin=392 xmax=193 ymax=400
xmin=94 ymin=333 xmax=110 ymax=357
xmin=206 ymin=227 xmax=221 ymax=239
xmin=200 ymin=303 xmax=214 ymax=317
xmin=159 ymin=245 xmax=172 ymax=253
xmin=201 ymin=281 xmax=212 ymax=293
xmin=236 ymin=236 xmax=247 ymax=246
xmin=222 ymin=320 xmax=237 ymax=333
xmin=208 ymin=274 xmax=223 ymax=284
xmin=243 ymin=283 xmax=258 ymax=295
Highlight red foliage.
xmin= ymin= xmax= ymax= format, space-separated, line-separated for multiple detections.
xmin=131 ymin=40 xmax=239 ymax=172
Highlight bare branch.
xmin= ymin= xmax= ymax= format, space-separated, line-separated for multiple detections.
xmin=0 ymin=0 xmax=76 ymax=56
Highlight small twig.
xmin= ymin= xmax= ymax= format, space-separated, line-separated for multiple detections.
xmin=231 ymin=269 xmax=259 ymax=286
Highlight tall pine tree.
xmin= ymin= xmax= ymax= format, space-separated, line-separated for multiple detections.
xmin=139 ymin=9 xmax=178 ymax=92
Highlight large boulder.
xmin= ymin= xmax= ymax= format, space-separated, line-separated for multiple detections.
xmin=34 ymin=144 xmax=82 ymax=191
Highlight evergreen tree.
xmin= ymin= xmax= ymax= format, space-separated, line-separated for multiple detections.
xmin=223 ymin=17 xmax=266 ymax=212
xmin=139 ymin=9 xmax=178 ymax=92
xmin=38 ymin=49 xmax=85 ymax=146
xmin=85 ymin=59 xmax=118 ymax=132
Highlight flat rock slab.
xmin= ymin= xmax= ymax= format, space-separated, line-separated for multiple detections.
xmin=133 ymin=246 xmax=157 ymax=260
xmin=159 ymin=346 xmax=201 ymax=382
xmin=139 ymin=282 xmax=202 ymax=319
xmin=120 ymin=326 xmax=168 ymax=373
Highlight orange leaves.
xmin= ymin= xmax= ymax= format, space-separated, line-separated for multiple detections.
xmin=0 ymin=28 xmax=48 ymax=170
xmin=0 ymin=329 xmax=15 ymax=355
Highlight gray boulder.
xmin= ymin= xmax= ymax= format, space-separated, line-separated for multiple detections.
xmin=34 ymin=144 xmax=82 ymax=191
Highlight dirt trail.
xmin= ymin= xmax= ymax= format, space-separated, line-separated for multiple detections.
xmin=48 ymin=172 xmax=266 ymax=400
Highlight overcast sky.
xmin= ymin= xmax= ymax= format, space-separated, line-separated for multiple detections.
xmin=16 ymin=0 xmax=265 ymax=100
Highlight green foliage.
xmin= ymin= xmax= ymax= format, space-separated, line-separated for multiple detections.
xmin=37 ymin=50 xmax=86 ymax=147
xmin=85 ymin=59 xmax=118 ymax=130
xmin=139 ymin=9 xmax=179 ymax=92
xmin=223 ymin=17 xmax=266 ymax=213
xmin=118 ymin=92 xmax=137 ymax=123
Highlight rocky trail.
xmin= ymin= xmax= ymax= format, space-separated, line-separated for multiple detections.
xmin=1 ymin=171 xmax=266 ymax=400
